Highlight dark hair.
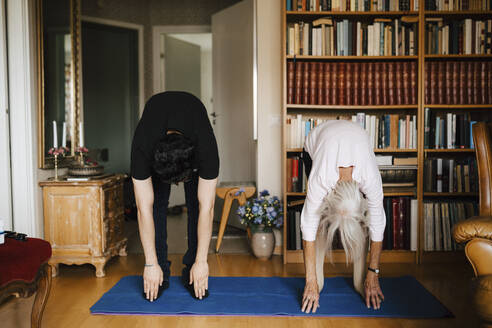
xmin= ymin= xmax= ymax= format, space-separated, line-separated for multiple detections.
xmin=152 ymin=133 xmax=195 ymax=184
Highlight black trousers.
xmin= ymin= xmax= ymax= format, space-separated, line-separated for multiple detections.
xmin=152 ymin=172 xmax=199 ymax=279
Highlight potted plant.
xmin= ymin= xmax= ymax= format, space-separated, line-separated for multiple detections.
xmin=236 ymin=190 xmax=283 ymax=260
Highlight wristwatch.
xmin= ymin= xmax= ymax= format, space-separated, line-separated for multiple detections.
xmin=368 ymin=267 xmax=380 ymax=274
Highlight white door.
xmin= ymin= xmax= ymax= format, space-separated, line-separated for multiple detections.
xmin=212 ymin=0 xmax=256 ymax=183
xmin=0 ymin=0 xmax=12 ymax=230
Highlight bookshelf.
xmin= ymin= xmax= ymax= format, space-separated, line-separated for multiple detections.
xmin=281 ymin=1 xmax=492 ymax=264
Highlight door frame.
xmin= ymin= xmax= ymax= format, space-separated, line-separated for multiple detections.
xmin=0 ymin=0 xmax=12 ymax=230
xmin=152 ymin=25 xmax=211 ymax=95
xmin=81 ymin=16 xmax=144 ymax=115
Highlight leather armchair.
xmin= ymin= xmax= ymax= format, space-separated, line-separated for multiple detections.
xmin=453 ymin=122 xmax=492 ymax=328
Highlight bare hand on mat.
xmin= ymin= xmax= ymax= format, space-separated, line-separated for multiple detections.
xmin=364 ymin=271 xmax=384 ymax=310
xmin=302 ymin=280 xmax=320 ymax=313
xmin=143 ymin=264 xmax=163 ymax=302
xmin=190 ymin=261 xmax=209 ymax=300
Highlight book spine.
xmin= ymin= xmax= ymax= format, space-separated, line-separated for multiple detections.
xmin=287 ymin=62 xmax=295 ymax=104
xmin=381 ymin=62 xmax=388 ymax=105
xmin=374 ymin=62 xmax=383 ymax=105
xmin=353 ymin=62 xmax=360 ymax=106
xmin=437 ymin=61 xmax=445 ymax=104
xmin=466 ymin=61 xmax=473 ymax=104
xmin=388 ymin=62 xmax=395 ymax=105
xmin=360 ymin=63 xmax=367 ymax=106
xmin=445 ymin=61 xmax=452 ymax=105
xmin=317 ymin=62 xmax=324 ymax=105
xmin=396 ymin=61 xmax=403 ymax=105
xmin=331 ymin=62 xmax=338 ymax=105
xmin=338 ymin=62 xmax=346 ymax=105
xmin=309 ymin=62 xmax=318 ymax=105
xmin=295 ymin=62 xmax=303 ymax=104
xmin=410 ymin=61 xmax=417 ymax=105
xmin=403 ymin=61 xmax=410 ymax=105
xmin=303 ymin=61 xmax=310 ymax=104
xmin=367 ymin=62 xmax=374 ymax=105
xmin=392 ymin=198 xmax=401 ymax=250
xmin=346 ymin=62 xmax=353 ymax=105
xmin=324 ymin=62 xmax=331 ymax=105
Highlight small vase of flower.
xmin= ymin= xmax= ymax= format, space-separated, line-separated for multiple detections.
xmin=237 ymin=190 xmax=283 ymax=260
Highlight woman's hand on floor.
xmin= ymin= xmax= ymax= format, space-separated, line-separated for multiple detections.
xmin=143 ymin=264 xmax=163 ymax=302
xmin=302 ymin=280 xmax=320 ymax=313
xmin=364 ymin=271 xmax=384 ymax=310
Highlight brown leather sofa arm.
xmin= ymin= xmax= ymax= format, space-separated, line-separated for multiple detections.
xmin=453 ymin=216 xmax=492 ymax=244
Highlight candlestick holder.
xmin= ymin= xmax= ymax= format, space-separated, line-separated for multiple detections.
xmin=78 ymin=151 xmax=84 ymax=166
xmin=54 ymin=153 xmax=59 ymax=181
xmin=48 ymin=147 xmax=67 ymax=181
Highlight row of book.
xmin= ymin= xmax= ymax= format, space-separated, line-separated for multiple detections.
xmin=425 ymin=19 xmax=492 ymax=55
xmin=286 ymin=0 xmax=419 ymax=11
xmin=425 ymin=0 xmax=492 ymax=10
xmin=383 ymin=197 xmax=417 ymax=250
xmin=423 ymin=109 xmax=475 ymax=149
xmin=286 ymin=114 xmax=417 ymax=149
xmin=424 ymin=157 xmax=478 ymax=193
xmin=286 ymin=155 xmax=308 ymax=193
xmin=287 ymin=61 xmax=418 ymax=105
xmin=286 ymin=207 xmax=304 ymax=250
xmin=423 ymin=201 xmax=477 ymax=251
xmin=424 ymin=61 xmax=492 ymax=105
xmin=286 ymin=197 xmax=418 ymax=251
xmin=287 ymin=18 xmax=418 ymax=57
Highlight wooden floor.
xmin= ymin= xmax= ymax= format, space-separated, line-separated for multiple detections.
xmin=0 ymin=254 xmax=479 ymax=328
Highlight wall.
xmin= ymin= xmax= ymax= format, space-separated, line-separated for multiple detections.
xmin=82 ymin=0 xmax=240 ymax=103
xmin=256 ymin=0 xmax=282 ymax=197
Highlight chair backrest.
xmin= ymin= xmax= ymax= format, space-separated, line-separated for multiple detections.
xmin=472 ymin=122 xmax=492 ymax=217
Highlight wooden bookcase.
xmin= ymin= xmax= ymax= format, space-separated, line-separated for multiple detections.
xmin=281 ymin=2 xmax=492 ymax=264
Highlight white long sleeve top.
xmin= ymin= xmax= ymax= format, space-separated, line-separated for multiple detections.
xmin=300 ymin=120 xmax=386 ymax=242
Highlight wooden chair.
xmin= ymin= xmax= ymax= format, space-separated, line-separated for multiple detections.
xmin=215 ymin=182 xmax=256 ymax=252
xmin=453 ymin=122 xmax=492 ymax=328
xmin=0 ymin=237 xmax=52 ymax=328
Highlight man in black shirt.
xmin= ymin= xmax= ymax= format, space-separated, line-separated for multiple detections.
xmin=131 ymin=91 xmax=219 ymax=302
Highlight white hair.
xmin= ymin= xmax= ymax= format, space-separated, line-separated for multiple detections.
xmin=315 ymin=180 xmax=369 ymax=296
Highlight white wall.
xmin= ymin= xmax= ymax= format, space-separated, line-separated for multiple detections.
xmin=256 ymin=0 xmax=282 ymax=197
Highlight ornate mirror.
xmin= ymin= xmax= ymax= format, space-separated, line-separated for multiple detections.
xmin=37 ymin=0 xmax=82 ymax=168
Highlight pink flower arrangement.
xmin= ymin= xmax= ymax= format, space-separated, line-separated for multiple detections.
xmin=48 ymin=147 xmax=68 ymax=156
xmin=75 ymin=147 xmax=89 ymax=153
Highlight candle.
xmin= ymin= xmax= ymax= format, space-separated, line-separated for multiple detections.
xmin=53 ymin=121 xmax=58 ymax=148
xmin=79 ymin=122 xmax=84 ymax=148
xmin=62 ymin=122 xmax=66 ymax=148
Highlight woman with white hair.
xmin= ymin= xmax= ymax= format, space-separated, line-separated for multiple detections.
xmin=300 ymin=120 xmax=386 ymax=314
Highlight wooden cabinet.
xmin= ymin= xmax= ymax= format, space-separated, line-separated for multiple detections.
xmin=39 ymin=174 xmax=127 ymax=277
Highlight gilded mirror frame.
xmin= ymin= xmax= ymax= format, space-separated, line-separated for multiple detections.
xmin=37 ymin=0 xmax=82 ymax=168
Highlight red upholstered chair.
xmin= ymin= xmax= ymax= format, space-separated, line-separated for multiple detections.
xmin=0 ymin=237 xmax=52 ymax=328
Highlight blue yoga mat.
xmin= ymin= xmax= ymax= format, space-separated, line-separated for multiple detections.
xmin=90 ymin=276 xmax=452 ymax=318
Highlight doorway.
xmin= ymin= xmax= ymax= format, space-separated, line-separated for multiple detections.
xmin=152 ymin=26 xmax=213 ymax=209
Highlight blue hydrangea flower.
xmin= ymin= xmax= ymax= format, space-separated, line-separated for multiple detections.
xmin=257 ymin=207 xmax=264 ymax=216
xmin=260 ymin=190 xmax=270 ymax=197
xmin=270 ymin=210 xmax=277 ymax=218
xmin=266 ymin=206 xmax=274 ymax=213
xmin=251 ymin=205 xmax=260 ymax=214
xmin=254 ymin=217 xmax=262 ymax=224
xmin=237 ymin=206 xmax=246 ymax=216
